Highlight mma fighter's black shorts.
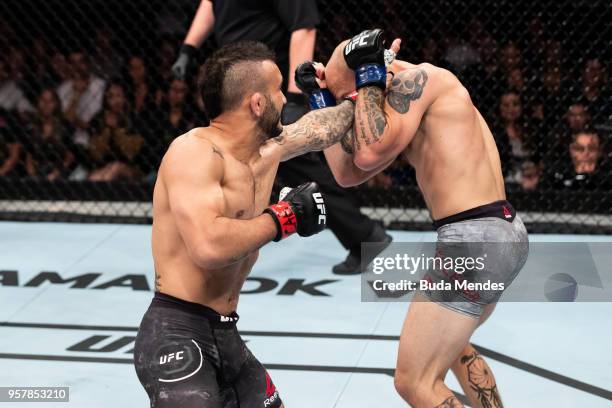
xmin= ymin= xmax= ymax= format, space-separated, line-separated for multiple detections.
xmin=134 ymin=292 xmax=282 ymax=408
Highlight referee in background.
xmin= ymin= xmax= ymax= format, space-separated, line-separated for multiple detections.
xmin=172 ymin=0 xmax=391 ymax=274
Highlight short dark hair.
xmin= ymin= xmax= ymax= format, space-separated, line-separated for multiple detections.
xmin=572 ymin=127 xmax=600 ymax=143
xmin=199 ymin=42 xmax=276 ymax=119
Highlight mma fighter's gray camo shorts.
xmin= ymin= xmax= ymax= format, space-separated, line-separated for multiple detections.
xmin=421 ymin=200 xmax=529 ymax=317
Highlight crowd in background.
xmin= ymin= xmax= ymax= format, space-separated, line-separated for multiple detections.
xmin=0 ymin=17 xmax=610 ymax=191
xmin=0 ymin=28 xmax=208 ymax=184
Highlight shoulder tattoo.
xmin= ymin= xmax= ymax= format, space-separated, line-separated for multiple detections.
xmin=386 ymin=68 xmax=428 ymax=114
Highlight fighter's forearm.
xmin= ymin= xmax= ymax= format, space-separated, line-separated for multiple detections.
xmin=184 ymin=0 xmax=215 ymax=48
xmin=195 ymin=214 xmax=277 ymax=269
xmin=324 ymin=128 xmax=394 ymax=187
xmin=354 ymin=86 xmax=389 ymax=152
xmin=274 ymin=100 xmax=354 ymax=161
xmin=287 ymin=28 xmax=316 ymax=93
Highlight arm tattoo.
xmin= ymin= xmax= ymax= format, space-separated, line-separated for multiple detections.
xmin=387 ymin=68 xmax=428 ymax=114
xmin=340 ymin=127 xmax=356 ymax=154
xmin=434 ymin=396 xmax=463 ymax=407
xmin=355 ymin=87 xmax=387 ymax=149
xmin=274 ymin=100 xmax=354 ymax=159
xmin=460 ymin=352 xmax=503 ymax=408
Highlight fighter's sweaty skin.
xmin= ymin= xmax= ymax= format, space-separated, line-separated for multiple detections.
xmin=151 ymin=101 xmax=354 ymax=315
xmin=356 ymin=60 xmax=506 ymax=220
xmin=151 ymin=132 xmax=270 ymax=315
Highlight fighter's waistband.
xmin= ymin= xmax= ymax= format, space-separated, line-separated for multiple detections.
xmin=432 ymin=200 xmax=516 ymax=230
xmin=152 ymin=292 xmax=239 ymax=327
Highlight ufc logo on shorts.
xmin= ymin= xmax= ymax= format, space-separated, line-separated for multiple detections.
xmin=312 ymin=192 xmax=326 ymax=225
xmin=159 ymin=351 xmax=184 ymax=365
xmin=345 ymin=31 xmax=371 ymax=54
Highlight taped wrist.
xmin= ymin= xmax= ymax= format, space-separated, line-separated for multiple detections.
xmin=355 ymin=63 xmax=387 ymax=89
xmin=264 ymin=202 xmax=297 ymax=241
xmin=343 ymin=90 xmax=358 ymax=103
xmin=308 ymin=89 xmax=336 ymax=110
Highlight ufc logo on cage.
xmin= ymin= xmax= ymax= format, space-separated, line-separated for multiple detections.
xmin=159 ymin=351 xmax=184 ymax=365
xmin=312 ymin=193 xmax=326 ymax=225
xmin=345 ymin=31 xmax=372 ymax=54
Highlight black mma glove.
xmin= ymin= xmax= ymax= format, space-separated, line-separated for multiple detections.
xmin=281 ymin=92 xmax=309 ymax=125
xmin=171 ymin=44 xmax=197 ymax=80
xmin=343 ymin=29 xmax=387 ymax=90
xmin=264 ymin=182 xmax=327 ymax=241
xmin=295 ymin=61 xmax=336 ymax=110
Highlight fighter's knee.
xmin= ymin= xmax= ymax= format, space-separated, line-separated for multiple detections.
xmin=395 ymin=368 xmax=442 ymax=406
xmin=393 ymin=369 xmax=421 ymax=405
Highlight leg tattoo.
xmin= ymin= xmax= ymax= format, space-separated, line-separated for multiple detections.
xmin=460 ymin=352 xmax=503 ymax=408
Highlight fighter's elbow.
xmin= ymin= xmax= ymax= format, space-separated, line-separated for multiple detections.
xmin=334 ymin=172 xmax=360 ymax=188
xmin=193 ymin=241 xmax=228 ymax=270
xmin=354 ymin=150 xmax=383 ymax=172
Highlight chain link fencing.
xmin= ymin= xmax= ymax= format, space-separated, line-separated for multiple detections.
xmin=0 ymin=0 xmax=610 ymax=232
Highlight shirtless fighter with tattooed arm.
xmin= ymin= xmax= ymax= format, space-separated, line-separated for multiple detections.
xmin=134 ymin=42 xmax=355 ymax=408
xmin=298 ymin=31 xmax=529 ymax=407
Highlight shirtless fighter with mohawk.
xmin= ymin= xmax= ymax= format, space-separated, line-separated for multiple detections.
xmin=134 ymin=41 xmax=356 ymax=408
xmin=297 ymin=30 xmax=529 ymax=407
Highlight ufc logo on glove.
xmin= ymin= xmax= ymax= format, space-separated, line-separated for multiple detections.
xmin=345 ymin=31 xmax=373 ymax=54
xmin=313 ymin=192 xmax=326 ymax=225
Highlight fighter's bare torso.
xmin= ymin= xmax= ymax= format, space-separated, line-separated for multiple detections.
xmin=151 ymin=128 xmax=279 ymax=315
xmin=387 ymin=60 xmax=506 ymax=219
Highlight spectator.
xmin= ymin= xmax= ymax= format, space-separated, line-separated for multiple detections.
xmin=88 ymin=83 xmax=145 ymax=182
xmin=520 ymin=161 xmax=542 ymax=191
xmin=0 ymin=59 xmax=34 ymax=115
xmin=24 ymin=88 xmax=74 ymax=180
xmin=464 ymin=32 xmax=501 ymax=119
xmin=25 ymin=38 xmax=53 ymax=99
xmin=523 ymin=18 xmax=546 ymax=67
xmin=49 ymin=50 xmax=71 ymax=87
xmin=565 ymin=103 xmax=591 ymax=132
xmin=544 ymin=130 xmax=609 ymax=190
xmin=493 ymin=91 xmax=537 ymax=184
xmin=57 ymin=50 xmax=106 ymax=149
xmin=156 ymin=78 xmax=194 ymax=152
xmin=0 ymin=108 xmax=23 ymax=178
xmin=126 ymin=55 xmax=166 ymax=180
xmin=506 ymin=67 xmax=525 ymax=92
xmin=157 ymin=36 xmax=178 ymax=85
xmin=7 ymin=48 xmax=27 ymax=84
xmin=543 ymin=39 xmax=564 ymax=69
xmin=126 ymin=56 xmax=161 ymax=119
xmin=577 ymin=58 xmax=611 ymax=124
xmin=91 ymin=28 xmax=124 ymax=81
xmin=500 ymin=41 xmax=541 ymax=111
xmin=547 ymin=103 xmax=591 ymax=166
xmin=532 ymin=66 xmax=570 ymax=130
xmin=443 ymin=34 xmax=480 ymax=74
xmin=193 ymin=91 xmax=209 ymax=127
xmin=500 ymin=41 xmax=522 ymax=74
